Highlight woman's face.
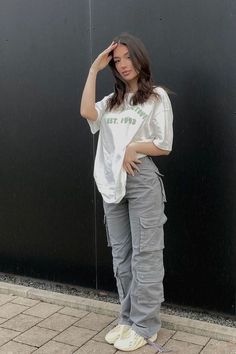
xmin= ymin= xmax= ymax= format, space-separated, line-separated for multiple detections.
xmin=113 ymin=44 xmax=139 ymax=85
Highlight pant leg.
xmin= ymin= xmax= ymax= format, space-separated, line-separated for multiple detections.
xmin=126 ymin=157 xmax=167 ymax=338
xmin=103 ymin=198 xmax=133 ymax=326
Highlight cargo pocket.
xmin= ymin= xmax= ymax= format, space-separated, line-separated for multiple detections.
xmin=139 ymin=214 xmax=167 ymax=252
xmin=136 ymin=265 xmax=164 ymax=304
xmin=104 ymin=215 xmax=111 ymax=247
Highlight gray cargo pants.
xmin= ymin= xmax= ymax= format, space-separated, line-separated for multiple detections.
xmin=103 ymin=156 xmax=167 ymax=338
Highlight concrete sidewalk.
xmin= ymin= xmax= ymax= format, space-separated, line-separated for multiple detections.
xmin=0 ymin=282 xmax=236 ymax=353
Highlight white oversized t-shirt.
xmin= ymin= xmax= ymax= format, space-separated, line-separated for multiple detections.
xmin=87 ymin=86 xmax=173 ymax=204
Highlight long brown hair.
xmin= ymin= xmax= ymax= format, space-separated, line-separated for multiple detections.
xmin=107 ymin=32 xmax=160 ymax=111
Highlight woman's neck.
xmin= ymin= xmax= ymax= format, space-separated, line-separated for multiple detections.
xmin=126 ymin=80 xmax=138 ymax=93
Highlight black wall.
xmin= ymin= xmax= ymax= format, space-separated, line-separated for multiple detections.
xmin=0 ymin=0 xmax=235 ymax=315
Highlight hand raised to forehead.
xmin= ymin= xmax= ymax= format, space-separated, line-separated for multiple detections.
xmin=91 ymin=41 xmax=118 ymax=73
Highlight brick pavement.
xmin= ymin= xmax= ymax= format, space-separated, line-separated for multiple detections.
xmin=0 ymin=293 xmax=236 ymax=353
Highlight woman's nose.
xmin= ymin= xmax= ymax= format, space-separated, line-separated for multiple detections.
xmin=120 ymin=60 xmax=127 ymax=69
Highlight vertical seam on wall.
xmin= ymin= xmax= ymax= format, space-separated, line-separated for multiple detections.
xmin=89 ymin=0 xmax=98 ymax=290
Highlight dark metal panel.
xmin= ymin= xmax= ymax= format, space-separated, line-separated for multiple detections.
xmin=0 ymin=0 xmax=96 ymax=286
xmin=92 ymin=0 xmax=236 ymax=314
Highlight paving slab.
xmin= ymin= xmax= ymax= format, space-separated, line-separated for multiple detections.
xmin=0 ymin=302 xmax=28 ymax=319
xmin=201 ymin=338 xmax=236 ymax=353
xmin=74 ymin=312 xmax=115 ymax=331
xmin=162 ymin=338 xmax=203 ymax=353
xmin=33 ymin=340 xmax=77 ymax=353
xmin=53 ymin=325 xmax=97 ymax=347
xmin=14 ymin=325 xmax=58 ymax=347
xmin=172 ymin=330 xmax=210 ymax=346
xmin=0 ymin=340 xmax=36 ymax=353
xmin=58 ymin=306 xmax=89 ymax=318
xmin=0 ymin=327 xmax=20 ymax=346
xmin=116 ymin=345 xmax=157 ymax=354
xmin=0 ymin=313 xmax=42 ymax=332
xmin=116 ymin=342 xmax=164 ymax=354
xmin=74 ymin=339 xmax=116 ymax=354
xmin=0 ymin=293 xmax=17 ymax=305
xmin=37 ymin=312 xmax=79 ymax=331
xmin=23 ymin=302 xmax=63 ymax=318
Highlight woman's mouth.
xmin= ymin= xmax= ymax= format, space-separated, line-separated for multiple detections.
xmin=122 ymin=70 xmax=131 ymax=77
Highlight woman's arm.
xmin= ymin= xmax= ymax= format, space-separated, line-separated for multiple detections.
xmin=123 ymin=142 xmax=170 ymax=176
xmin=80 ymin=68 xmax=98 ymax=121
xmin=130 ymin=142 xmax=170 ymax=156
xmin=80 ymin=41 xmax=118 ymax=121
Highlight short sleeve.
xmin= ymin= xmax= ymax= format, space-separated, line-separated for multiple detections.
xmin=87 ymin=93 xmax=112 ymax=134
xmin=152 ymin=88 xmax=173 ymax=151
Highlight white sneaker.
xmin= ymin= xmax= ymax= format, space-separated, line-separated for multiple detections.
xmin=105 ymin=324 xmax=131 ymax=344
xmin=114 ymin=328 xmax=157 ymax=351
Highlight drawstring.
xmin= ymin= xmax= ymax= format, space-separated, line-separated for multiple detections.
xmin=146 ymin=338 xmax=173 ymax=353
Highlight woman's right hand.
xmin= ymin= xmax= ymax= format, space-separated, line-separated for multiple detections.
xmin=91 ymin=41 xmax=118 ymax=73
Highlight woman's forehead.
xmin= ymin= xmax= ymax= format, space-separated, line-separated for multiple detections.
xmin=113 ymin=43 xmax=129 ymax=58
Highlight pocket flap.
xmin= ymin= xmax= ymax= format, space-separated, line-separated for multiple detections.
xmin=140 ymin=214 xmax=167 ymax=229
xmin=137 ymin=269 xmax=158 ymax=283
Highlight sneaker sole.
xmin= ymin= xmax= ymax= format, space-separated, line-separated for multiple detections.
xmin=114 ymin=332 xmax=158 ymax=351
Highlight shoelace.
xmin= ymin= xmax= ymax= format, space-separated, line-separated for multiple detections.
xmin=146 ymin=338 xmax=173 ymax=353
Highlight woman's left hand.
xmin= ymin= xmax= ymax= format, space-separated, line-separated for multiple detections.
xmin=123 ymin=143 xmax=142 ymax=176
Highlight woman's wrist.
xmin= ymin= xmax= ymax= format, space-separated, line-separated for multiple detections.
xmin=89 ymin=66 xmax=98 ymax=75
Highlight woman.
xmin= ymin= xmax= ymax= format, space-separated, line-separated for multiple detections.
xmin=80 ymin=32 xmax=173 ymax=352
